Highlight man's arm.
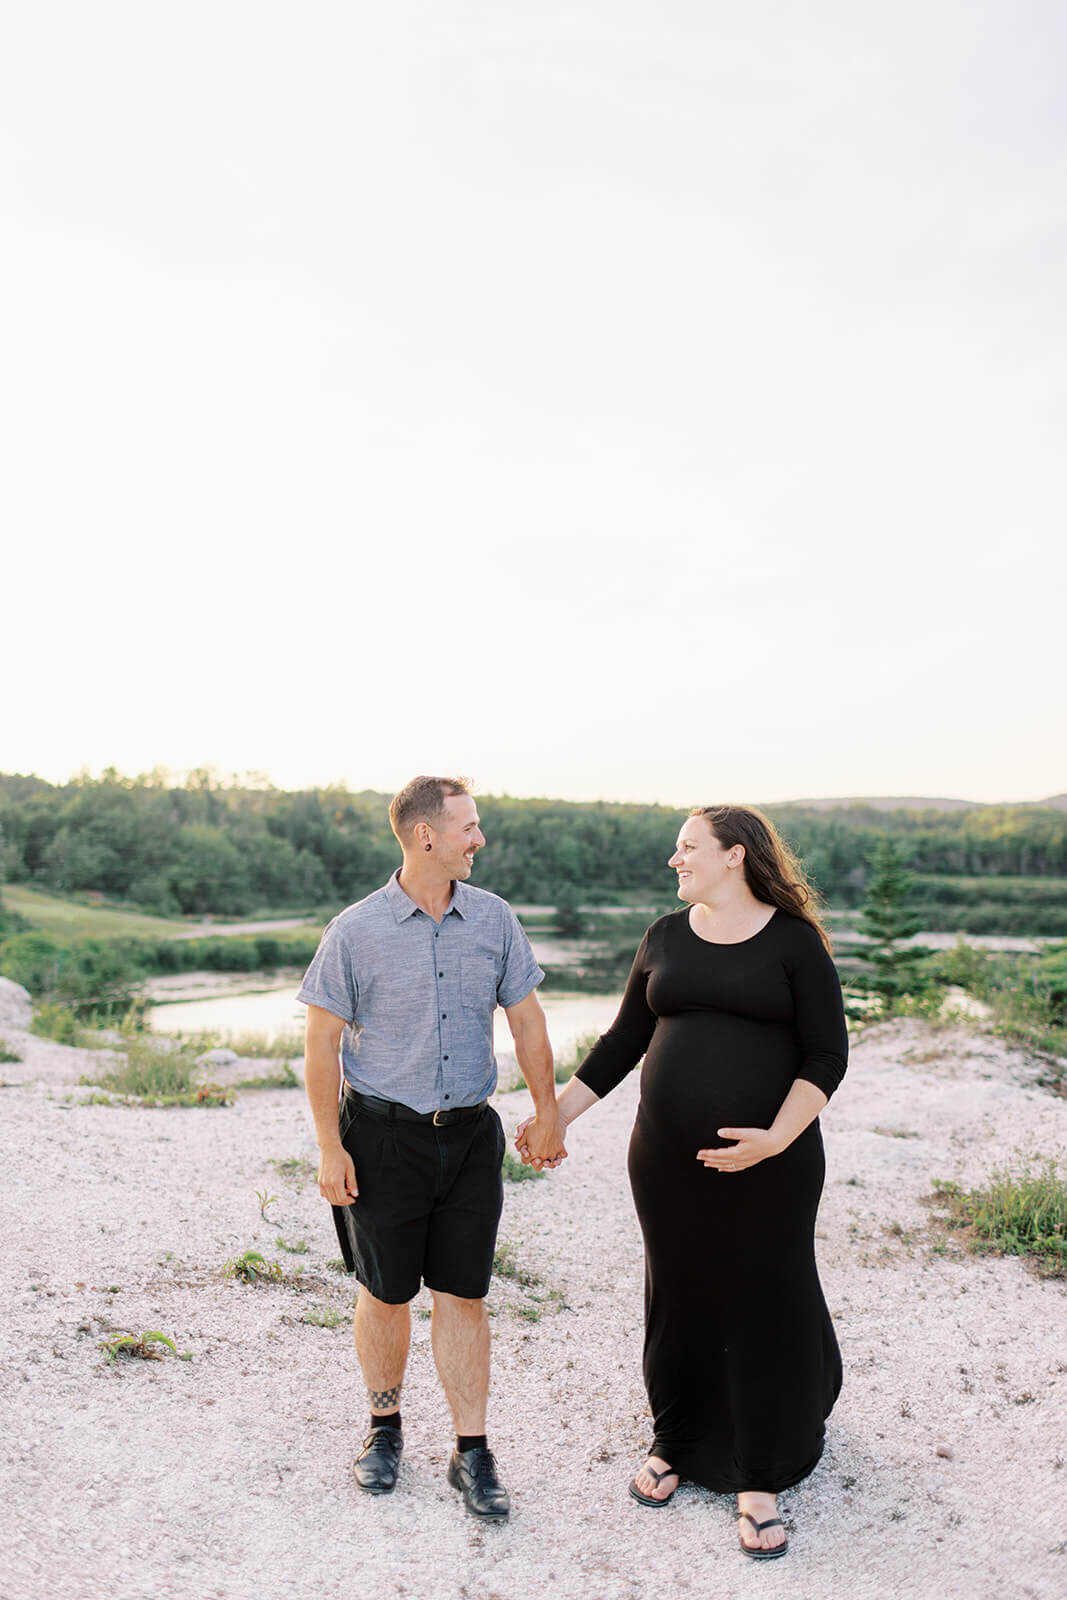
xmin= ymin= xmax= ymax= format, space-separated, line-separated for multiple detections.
xmin=304 ymin=1004 xmax=358 ymax=1204
xmin=503 ymin=990 xmax=568 ymax=1168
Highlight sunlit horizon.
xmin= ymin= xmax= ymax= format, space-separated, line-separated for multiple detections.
xmin=3 ymin=760 xmax=1062 ymax=813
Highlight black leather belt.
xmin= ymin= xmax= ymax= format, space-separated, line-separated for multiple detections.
xmin=344 ymin=1085 xmax=488 ymax=1127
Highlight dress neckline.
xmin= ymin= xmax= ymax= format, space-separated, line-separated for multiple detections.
xmin=685 ymin=905 xmax=779 ymax=947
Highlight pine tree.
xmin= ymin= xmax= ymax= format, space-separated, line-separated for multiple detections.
xmin=855 ymin=837 xmax=931 ymax=1013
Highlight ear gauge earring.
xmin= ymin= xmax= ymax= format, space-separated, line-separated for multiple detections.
xmin=425 ymin=842 xmax=432 ymax=852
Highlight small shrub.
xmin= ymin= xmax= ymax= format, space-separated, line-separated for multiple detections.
xmin=896 ymin=986 xmax=952 ymax=1022
xmin=277 ymin=1237 xmax=309 ymax=1255
xmin=224 ymin=1249 xmax=283 ymax=1284
xmin=31 ymin=1003 xmax=86 ymax=1046
xmin=0 ymin=1037 xmax=21 ymax=1064
xmin=81 ymin=1035 xmax=231 ymax=1106
xmin=929 ymin=1161 xmax=1067 ymax=1277
xmin=99 ymin=1330 xmax=189 ymax=1364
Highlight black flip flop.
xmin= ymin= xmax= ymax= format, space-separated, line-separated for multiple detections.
xmin=628 ymin=1463 xmax=678 ymax=1507
xmin=737 ymin=1511 xmax=788 ymax=1559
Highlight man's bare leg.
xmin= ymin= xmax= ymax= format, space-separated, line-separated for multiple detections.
xmin=432 ymin=1289 xmax=509 ymax=1518
xmin=428 ymin=1289 xmax=489 ymax=1433
xmin=354 ymin=1287 xmax=410 ymax=1415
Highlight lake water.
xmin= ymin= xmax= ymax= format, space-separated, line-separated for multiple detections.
xmin=147 ymin=981 xmax=624 ymax=1069
xmin=145 ymin=924 xmax=630 ymax=1062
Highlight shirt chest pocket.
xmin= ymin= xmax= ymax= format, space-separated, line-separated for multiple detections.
xmin=461 ymin=955 xmax=498 ymax=1012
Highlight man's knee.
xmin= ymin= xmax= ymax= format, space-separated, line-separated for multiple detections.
xmin=357 ymin=1286 xmax=412 ymax=1319
xmin=429 ymin=1288 xmax=486 ymax=1315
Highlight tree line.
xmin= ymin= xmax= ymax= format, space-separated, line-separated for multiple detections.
xmin=1 ymin=771 xmax=1065 ymax=920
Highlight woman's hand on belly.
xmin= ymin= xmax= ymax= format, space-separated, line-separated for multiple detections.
xmin=696 ymin=1125 xmax=785 ymax=1173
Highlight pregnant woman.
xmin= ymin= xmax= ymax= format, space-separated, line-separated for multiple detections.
xmin=519 ymin=805 xmax=847 ymax=1559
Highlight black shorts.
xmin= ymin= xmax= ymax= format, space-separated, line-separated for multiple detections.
xmin=331 ymin=1093 xmax=505 ymax=1305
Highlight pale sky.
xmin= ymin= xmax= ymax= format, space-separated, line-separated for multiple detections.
xmin=3 ymin=1 xmax=1065 ymax=806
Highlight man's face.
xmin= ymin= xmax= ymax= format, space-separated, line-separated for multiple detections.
xmin=430 ymin=793 xmax=486 ymax=879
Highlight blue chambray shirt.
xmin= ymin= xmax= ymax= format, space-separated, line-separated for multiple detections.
xmin=296 ymin=869 xmax=544 ymax=1113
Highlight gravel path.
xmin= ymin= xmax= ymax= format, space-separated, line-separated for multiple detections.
xmin=1 ymin=978 xmax=1065 ymax=1600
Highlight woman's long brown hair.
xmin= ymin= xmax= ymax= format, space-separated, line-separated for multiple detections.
xmin=689 ymin=804 xmax=832 ymax=952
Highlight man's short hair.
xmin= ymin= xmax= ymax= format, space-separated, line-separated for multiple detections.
xmin=388 ymin=775 xmax=473 ymax=843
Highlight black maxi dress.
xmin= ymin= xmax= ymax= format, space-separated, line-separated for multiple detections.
xmin=576 ymin=907 xmax=848 ymax=1494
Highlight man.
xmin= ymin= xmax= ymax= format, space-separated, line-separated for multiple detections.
xmin=298 ymin=775 xmax=567 ymax=1522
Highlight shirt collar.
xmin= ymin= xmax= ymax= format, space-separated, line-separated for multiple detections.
xmin=385 ymin=868 xmax=469 ymax=923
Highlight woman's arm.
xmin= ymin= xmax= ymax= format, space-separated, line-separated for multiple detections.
xmin=789 ymin=921 xmax=849 ymax=1098
xmin=513 ymin=927 xmax=657 ymax=1162
xmin=572 ymin=929 xmax=658 ymax=1098
xmin=698 ymin=1079 xmax=827 ymax=1172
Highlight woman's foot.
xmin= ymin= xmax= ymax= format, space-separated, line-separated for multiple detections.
xmin=737 ymin=1491 xmax=788 ymax=1557
xmin=629 ymin=1455 xmax=679 ymax=1505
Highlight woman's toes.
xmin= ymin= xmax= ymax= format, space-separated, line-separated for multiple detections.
xmin=636 ymin=1457 xmax=676 ymax=1498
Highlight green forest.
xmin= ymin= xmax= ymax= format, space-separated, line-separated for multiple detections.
xmin=1 ymin=771 xmax=1066 ymax=934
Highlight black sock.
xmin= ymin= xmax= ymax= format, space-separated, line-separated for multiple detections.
xmin=371 ymin=1409 xmax=401 ymax=1431
xmin=456 ymin=1433 xmax=487 ymax=1454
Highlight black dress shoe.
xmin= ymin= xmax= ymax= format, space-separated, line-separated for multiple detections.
xmin=447 ymin=1445 xmax=510 ymax=1521
xmin=353 ymin=1426 xmax=403 ymax=1494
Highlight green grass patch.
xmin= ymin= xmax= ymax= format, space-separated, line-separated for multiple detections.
xmin=492 ymin=1240 xmax=542 ymax=1290
xmin=80 ymin=1034 xmax=232 ymax=1106
xmin=271 ymin=1155 xmax=316 ymax=1184
xmin=225 ymin=1028 xmax=304 ymax=1059
xmin=501 ymin=1147 xmax=544 ymax=1183
xmin=233 ymin=1064 xmax=300 ymax=1090
xmin=913 ymin=942 xmax=1067 ymax=1088
xmin=300 ymin=1304 xmax=346 ymax=1328
xmin=0 ymin=1037 xmax=21 ymax=1064
xmin=928 ymin=1161 xmax=1067 ymax=1277
xmin=2 ymin=885 xmax=187 ymax=940
xmin=31 ymin=1002 xmax=92 ymax=1046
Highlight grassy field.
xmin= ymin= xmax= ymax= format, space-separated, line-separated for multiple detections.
xmin=2 ymin=885 xmax=192 ymax=940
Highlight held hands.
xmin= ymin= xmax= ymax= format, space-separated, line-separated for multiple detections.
xmin=318 ymin=1143 xmax=358 ymax=1206
xmin=696 ymin=1127 xmax=784 ymax=1173
xmin=514 ymin=1111 xmax=568 ymax=1170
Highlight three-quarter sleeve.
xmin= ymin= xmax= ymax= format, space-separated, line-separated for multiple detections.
xmin=787 ymin=922 xmax=849 ymax=1098
xmin=575 ymin=930 xmax=658 ymax=1099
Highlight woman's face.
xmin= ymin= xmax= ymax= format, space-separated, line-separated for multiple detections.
xmin=667 ymin=816 xmax=740 ymax=902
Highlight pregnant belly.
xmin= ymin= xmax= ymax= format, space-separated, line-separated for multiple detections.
xmin=639 ymin=1012 xmax=799 ymax=1146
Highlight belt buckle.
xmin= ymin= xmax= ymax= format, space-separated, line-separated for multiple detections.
xmin=432 ymin=1109 xmax=447 ymax=1126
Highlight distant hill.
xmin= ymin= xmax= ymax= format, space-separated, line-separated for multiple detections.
xmin=771 ymin=795 xmax=1067 ymax=813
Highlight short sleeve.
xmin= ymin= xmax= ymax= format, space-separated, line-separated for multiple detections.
xmin=787 ymin=921 xmax=848 ymax=1098
xmin=497 ymin=906 xmax=545 ymax=1008
xmin=296 ymin=916 xmax=359 ymax=1022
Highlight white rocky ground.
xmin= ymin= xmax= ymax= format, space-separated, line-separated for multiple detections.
xmin=1 ymin=976 xmax=1065 ymax=1600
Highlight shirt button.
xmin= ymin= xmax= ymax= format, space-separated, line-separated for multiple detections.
xmin=443 ymin=1054 xmax=449 ymax=1061
xmin=438 ymin=971 xmax=444 ymax=977
xmin=444 ymin=1094 xmax=450 ymax=1100
xmin=441 ymin=1012 xmax=447 ymax=1019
